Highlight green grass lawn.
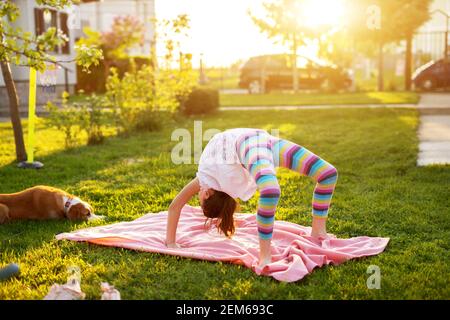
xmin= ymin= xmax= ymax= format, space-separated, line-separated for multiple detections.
xmin=0 ymin=107 xmax=449 ymax=299
xmin=354 ymin=70 xmax=406 ymax=92
xmin=201 ymin=67 xmax=240 ymax=90
xmin=220 ymin=91 xmax=419 ymax=107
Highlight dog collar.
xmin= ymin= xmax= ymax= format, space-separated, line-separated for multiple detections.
xmin=63 ymin=196 xmax=82 ymax=216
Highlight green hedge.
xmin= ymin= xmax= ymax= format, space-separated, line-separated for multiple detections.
xmin=181 ymin=87 xmax=219 ymax=115
xmin=76 ymin=57 xmax=153 ymax=94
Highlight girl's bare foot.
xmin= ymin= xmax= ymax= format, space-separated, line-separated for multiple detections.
xmin=258 ymin=256 xmax=272 ymax=268
xmin=310 ymin=230 xmax=328 ymax=239
xmin=311 ymin=216 xmax=328 ymax=239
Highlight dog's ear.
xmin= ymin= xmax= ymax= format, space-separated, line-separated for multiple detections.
xmin=67 ymin=203 xmax=89 ymax=221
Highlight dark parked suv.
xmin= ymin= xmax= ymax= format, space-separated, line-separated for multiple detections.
xmin=413 ymin=59 xmax=450 ymax=91
xmin=238 ymin=54 xmax=353 ymax=93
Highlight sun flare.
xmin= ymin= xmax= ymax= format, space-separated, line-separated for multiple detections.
xmin=156 ymin=0 xmax=348 ymax=67
xmin=301 ymin=0 xmax=345 ymax=28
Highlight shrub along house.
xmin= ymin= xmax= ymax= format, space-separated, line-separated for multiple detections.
xmin=0 ymin=0 xmax=99 ymax=116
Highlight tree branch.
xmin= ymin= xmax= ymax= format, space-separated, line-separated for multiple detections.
xmin=3 ymin=31 xmax=68 ymax=45
xmin=0 ymin=43 xmax=75 ymax=68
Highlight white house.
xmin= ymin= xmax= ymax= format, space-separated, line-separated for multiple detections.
xmin=414 ymin=0 xmax=450 ymax=63
xmin=77 ymin=0 xmax=156 ymax=56
xmin=0 ymin=0 xmax=155 ymax=114
xmin=421 ymin=0 xmax=450 ymax=32
xmin=0 ymin=0 xmax=100 ymax=114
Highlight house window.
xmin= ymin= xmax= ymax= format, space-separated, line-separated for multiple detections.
xmin=59 ymin=12 xmax=70 ymax=54
xmin=34 ymin=8 xmax=71 ymax=55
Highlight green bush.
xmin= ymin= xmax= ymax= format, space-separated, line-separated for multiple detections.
xmin=387 ymin=80 xmax=398 ymax=92
xmin=45 ymin=100 xmax=85 ymax=148
xmin=181 ymin=87 xmax=219 ymax=115
xmin=106 ymin=64 xmax=195 ymax=134
xmin=132 ymin=109 xmax=164 ymax=133
xmin=84 ymin=95 xmax=111 ymax=145
xmin=46 ymin=93 xmax=111 ymax=147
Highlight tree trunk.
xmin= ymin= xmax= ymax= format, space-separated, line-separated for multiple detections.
xmin=103 ymin=59 xmax=111 ymax=92
xmin=0 ymin=61 xmax=27 ymax=162
xmin=378 ymin=41 xmax=384 ymax=92
xmin=405 ymin=32 xmax=413 ymax=91
xmin=292 ymin=33 xmax=299 ymax=93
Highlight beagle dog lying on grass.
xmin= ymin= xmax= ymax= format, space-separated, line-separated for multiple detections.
xmin=0 ymin=186 xmax=96 ymax=224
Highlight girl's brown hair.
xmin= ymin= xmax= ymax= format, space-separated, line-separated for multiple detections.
xmin=202 ymin=190 xmax=238 ymax=238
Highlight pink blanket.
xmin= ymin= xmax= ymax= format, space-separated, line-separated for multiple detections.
xmin=56 ymin=205 xmax=389 ymax=282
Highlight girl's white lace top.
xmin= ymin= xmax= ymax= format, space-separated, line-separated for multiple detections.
xmin=196 ymin=128 xmax=267 ymax=201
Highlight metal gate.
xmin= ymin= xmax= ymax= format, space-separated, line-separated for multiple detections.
xmin=413 ymin=31 xmax=449 ymax=68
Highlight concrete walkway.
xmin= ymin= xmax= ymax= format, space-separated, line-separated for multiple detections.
xmin=417 ymin=94 xmax=450 ymax=166
xmin=417 ymin=93 xmax=450 ymax=114
xmin=220 ymin=103 xmax=416 ymax=111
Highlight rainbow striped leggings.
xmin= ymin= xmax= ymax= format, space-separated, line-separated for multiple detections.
xmin=236 ymin=130 xmax=338 ymax=240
